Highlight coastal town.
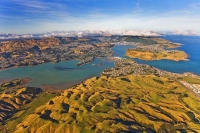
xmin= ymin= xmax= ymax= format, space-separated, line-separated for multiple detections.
xmin=0 ymin=36 xmax=114 ymax=69
xmin=0 ymin=35 xmax=186 ymax=69
xmin=180 ymin=80 xmax=200 ymax=98
xmin=102 ymin=57 xmax=200 ymax=97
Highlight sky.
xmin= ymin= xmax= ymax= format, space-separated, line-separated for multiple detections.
xmin=0 ymin=0 xmax=200 ymax=34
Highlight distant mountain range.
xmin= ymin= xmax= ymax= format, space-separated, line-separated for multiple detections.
xmin=0 ymin=30 xmax=200 ymax=40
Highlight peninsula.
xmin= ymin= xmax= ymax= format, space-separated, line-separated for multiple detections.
xmin=126 ymin=49 xmax=188 ymax=61
xmin=124 ymin=36 xmax=188 ymax=61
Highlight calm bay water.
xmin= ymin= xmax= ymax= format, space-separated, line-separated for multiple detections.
xmin=0 ymin=35 xmax=199 ymax=88
xmin=0 ymin=59 xmax=114 ymax=87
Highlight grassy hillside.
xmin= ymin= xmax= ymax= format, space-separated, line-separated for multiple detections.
xmin=0 ymin=79 xmax=57 ymax=133
xmin=0 ymin=79 xmax=42 ymax=123
xmin=5 ymin=92 xmax=56 ymax=133
xmin=9 ymin=75 xmax=200 ymax=133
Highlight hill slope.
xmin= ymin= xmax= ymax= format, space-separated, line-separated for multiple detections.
xmin=11 ymin=75 xmax=200 ymax=133
xmin=0 ymin=79 xmax=56 ymax=132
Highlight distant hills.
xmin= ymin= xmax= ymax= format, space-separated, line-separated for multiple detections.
xmin=1 ymin=30 xmax=200 ymax=40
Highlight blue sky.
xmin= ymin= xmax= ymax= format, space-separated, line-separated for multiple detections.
xmin=0 ymin=0 xmax=200 ymax=34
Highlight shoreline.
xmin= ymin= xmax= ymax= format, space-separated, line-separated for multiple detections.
xmin=40 ymin=77 xmax=89 ymax=91
xmin=0 ymin=76 xmax=88 ymax=92
xmin=130 ymin=57 xmax=190 ymax=62
xmin=0 ymin=59 xmax=78 ymax=72
xmin=0 ymin=58 xmax=105 ymax=72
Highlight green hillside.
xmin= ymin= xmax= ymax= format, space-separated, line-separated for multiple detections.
xmin=4 ymin=75 xmax=199 ymax=133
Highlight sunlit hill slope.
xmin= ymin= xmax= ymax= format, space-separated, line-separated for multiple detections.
xmin=10 ymin=75 xmax=200 ymax=133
